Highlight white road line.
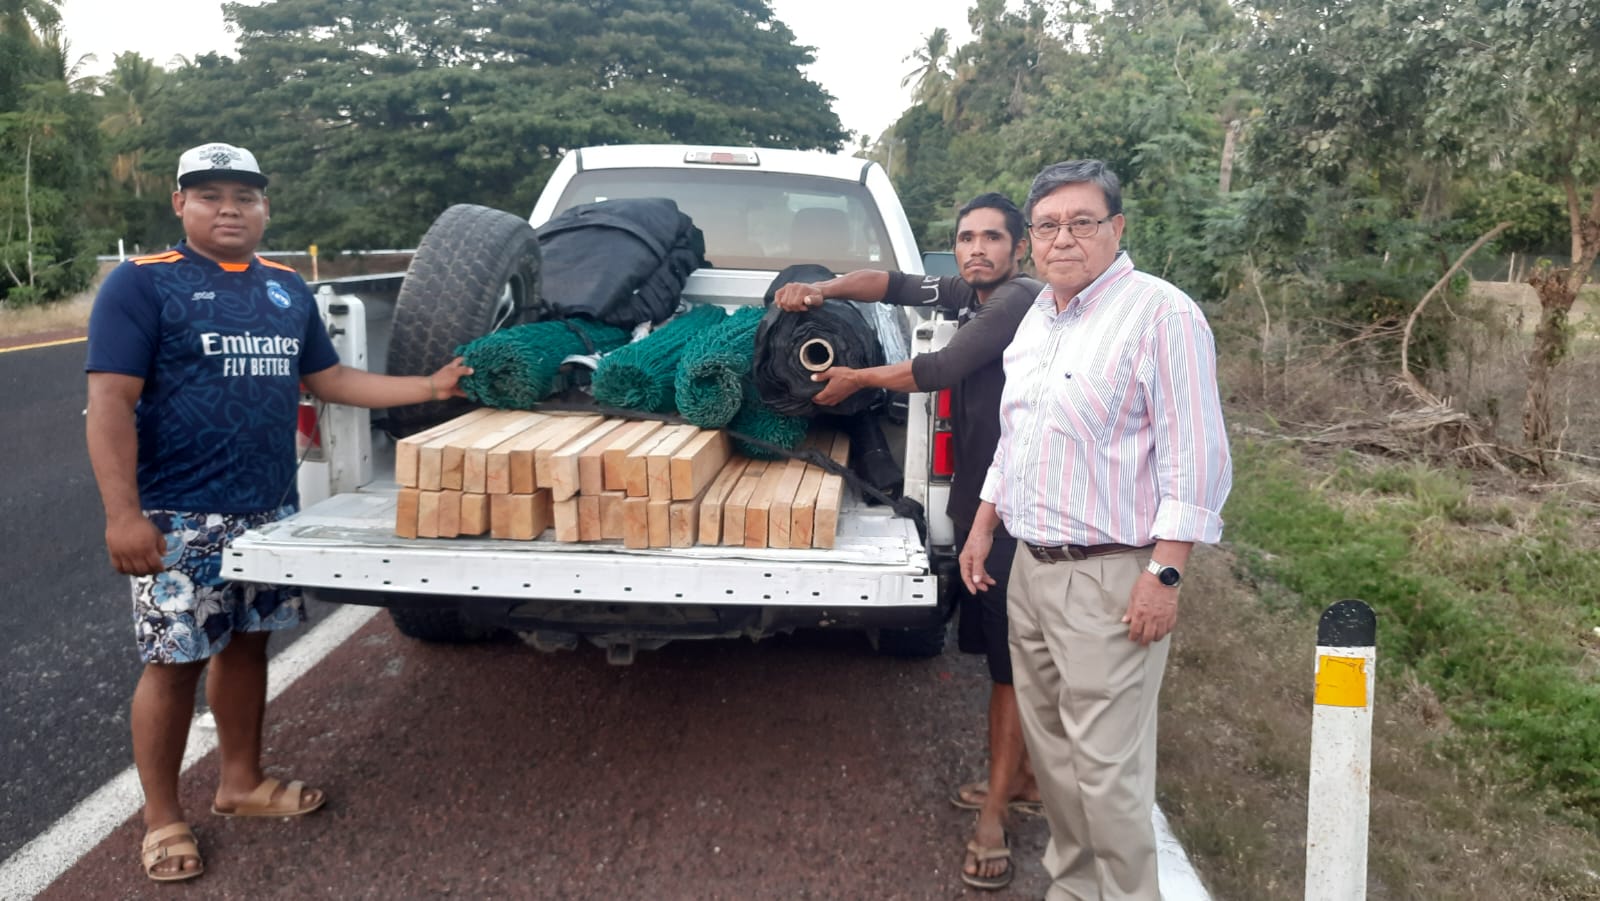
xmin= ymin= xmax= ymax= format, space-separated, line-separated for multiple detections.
xmin=0 ymin=605 xmax=378 ymax=899
xmin=1155 ymin=802 xmax=1213 ymax=900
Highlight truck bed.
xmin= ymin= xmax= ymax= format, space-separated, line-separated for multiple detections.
xmin=228 ymin=480 xmax=934 ymax=609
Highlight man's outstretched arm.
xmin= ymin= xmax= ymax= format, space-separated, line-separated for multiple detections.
xmin=772 ymin=270 xmax=892 ymax=311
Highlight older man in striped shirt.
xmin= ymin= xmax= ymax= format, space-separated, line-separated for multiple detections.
xmin=960 ymin=159 xmax=1232 ymax=900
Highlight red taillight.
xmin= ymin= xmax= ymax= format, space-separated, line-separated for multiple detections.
xmin=296 ymin=402 xmax=323 ymax=460
xmin=936 ymin=389 xmax=952 ymax=420
xmin=932 ymin=430 xmax=955 ymax=476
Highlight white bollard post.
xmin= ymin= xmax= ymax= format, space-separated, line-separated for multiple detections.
xmin=1305 ymin=599 xmax=1377 ymax=900
xmin=118 ymin=238 xmax=125 ymax=262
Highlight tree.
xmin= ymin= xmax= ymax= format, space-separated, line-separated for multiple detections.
xmin=0 ymin=0 xmax=100 ymax=305
xmin=1248 ymin=0 xmax=1600 ymax=451
xmin=901 ymin=27 xmax=951 ymax=106
xmin=135 ymin=0 xmax=845 ymax=250
xmin=1434 ymin=0 xmax=1600 ymax=452
xmin=98 ymin=52 xmax=165 ymax=199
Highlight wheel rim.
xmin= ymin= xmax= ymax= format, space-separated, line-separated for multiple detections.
xmin=489 ymin=273 xmax=525 ymax=333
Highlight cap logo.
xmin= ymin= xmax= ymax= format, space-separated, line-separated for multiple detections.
xmin=206 ymin=149 xmax=238 ymax=168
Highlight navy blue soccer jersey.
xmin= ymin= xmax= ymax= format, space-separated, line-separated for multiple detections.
xmin=85 ymin=242 xmax=339 ymax=513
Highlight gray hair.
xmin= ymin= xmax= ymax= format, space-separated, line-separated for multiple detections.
xmin=1024 ymin=160 xmax=1122 ymax=220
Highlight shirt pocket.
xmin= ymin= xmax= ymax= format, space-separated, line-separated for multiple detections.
xmin=1044 ymin=370 xmax=1118 ymax=444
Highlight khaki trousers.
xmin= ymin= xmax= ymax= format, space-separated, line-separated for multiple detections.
xmin=1007 ymin=545 xmax=1168 ymax=901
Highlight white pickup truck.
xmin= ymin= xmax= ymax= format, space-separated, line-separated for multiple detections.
xmin=228 ymin=144 xmax=965 ymax=663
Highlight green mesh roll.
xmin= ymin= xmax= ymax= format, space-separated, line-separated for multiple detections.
xmin=456 ymin=318 xmax=630 ymax=409
xmin=729 ymin=381 xmax=809 ymax=459
xmin=590 ymin=303 xmax=727 ymax=413
xmin=675 ymin=305 xmax=765 ymax=429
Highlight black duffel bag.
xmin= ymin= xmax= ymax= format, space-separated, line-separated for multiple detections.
xmin=535 ymin=198 xmax=708 ymax=328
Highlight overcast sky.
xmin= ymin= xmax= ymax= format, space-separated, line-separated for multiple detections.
xmin=57 ymin=0 xmax=979 ymax=143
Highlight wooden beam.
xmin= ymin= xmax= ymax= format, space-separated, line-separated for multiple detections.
xmin=622 ymin=427 xmax=669 ymax=497
xmin=603 ymin=420 xmax=665 ymax=491
xmin=490 ymin=489 xmax=553 ymax=540
xmin=578 ymin=419 xmax=648 ymax=496
xmin=489 ymin=416 xmax=570 ymax=495
xmin=786 ymin=431 xmax=830 ymax=548
xmin=647 ymin=425 xmax=701 ymax=499
xmin=459 ymin=493 xmax=490 ymax=536
xmin=540 ymin=418 xmax=625 ymax=501
xmin=531 ymin=415 xmax=604 ymax=490
xmin=669 ymin=476 xmax=718 ymax=548
xmin=394 ymin=408 xmax=495 ymax=488
xmin=766 ymin=458 xmax=809 ymax=549
xmin=436 ymin=489 xmax=463 ymax=538
xmin=552 ymin=497 xmax=580 ymax=542
xmin=440 ymin=410 xmax=530 ymax=491
xmin=743 ymin=460 xmax=791 ymax=548
xmin=813 ymin=430 xmax=851 ymax=549
xmin=789 ymin=461 xmax=827 ymax=549
xmin=697 ymin=457 xmax=751 ymax=546
xmin=721 ymin=460 xmax=769 ymax=546
xmin=670 ymin=429 xmax=731 ymax=500
xmin=464 ymin=412 xmax=547 ymax=493
xmin=647 ymin=498 xmax=672 ymax=547
xmin=577 ymin=495 xmax=602 ymax=541
xmin=416 ymin=490 xmax=442 ymax=538
xmin=395 ymin=487 xmax=421 ymax=538
xmin=599 ymin=490 xmax=626 ymax=540
xmin=622 ymin=495 xmax=651 ymax=549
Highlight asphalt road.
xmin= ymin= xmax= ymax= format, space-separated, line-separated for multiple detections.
xmin=0 ymin=339 xmax=331 ymax=862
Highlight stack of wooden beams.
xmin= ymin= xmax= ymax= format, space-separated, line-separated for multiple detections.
xmin=393 ymin=410 xmax=850 ymax=549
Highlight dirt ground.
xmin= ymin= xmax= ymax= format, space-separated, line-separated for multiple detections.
xmin=1159 ymin=545 xmax=1600 ymax=900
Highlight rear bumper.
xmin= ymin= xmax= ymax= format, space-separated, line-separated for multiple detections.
xmin=314 ymin=587 xmax=955 ymax=636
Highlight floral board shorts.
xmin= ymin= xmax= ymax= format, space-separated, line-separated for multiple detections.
xmin=131 ymin=506 xmax=306 ymax=665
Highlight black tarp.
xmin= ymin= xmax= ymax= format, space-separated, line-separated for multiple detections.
xmin=535 ymin=198 xmax=707 ymax=328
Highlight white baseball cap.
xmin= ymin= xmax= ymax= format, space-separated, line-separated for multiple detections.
xmin=176 ymin=142 xmax=269 ymax=189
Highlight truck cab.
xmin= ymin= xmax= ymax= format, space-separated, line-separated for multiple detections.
xmin=228 ymin=144 xmax=960 ymax=662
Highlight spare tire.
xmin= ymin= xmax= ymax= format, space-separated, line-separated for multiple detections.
xmin=386 ymin=204 xmax=543 ymax=436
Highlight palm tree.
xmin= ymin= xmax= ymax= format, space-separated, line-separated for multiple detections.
xmin=0 ymin=0 xmax=61 ymax=41
xmin=99 ymin=52 xmax=165 ymax=198
xmin=901 ymin=27 xmax=951 ymax=107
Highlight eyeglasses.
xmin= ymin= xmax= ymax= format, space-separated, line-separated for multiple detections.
xmin=1026 ymin=216 xmax=1116 ymax=241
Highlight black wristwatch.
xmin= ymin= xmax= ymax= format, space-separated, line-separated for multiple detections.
xmin=1146 ymin=559 xmax=1182 ymax=587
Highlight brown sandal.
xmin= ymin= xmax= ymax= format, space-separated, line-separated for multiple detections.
xmin=950 ymin=780 xmax=1045 ymax=816
xmin=141 ymin=822 xmax=204 ymax=883
xmin=960 ymin=833 xmax=1014 ymax=890
xmin=211 ymin=777 xmax=326 ymax=818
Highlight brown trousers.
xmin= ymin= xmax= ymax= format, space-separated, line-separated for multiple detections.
xmin=1007 ymin=545 xmax=1168 ymax=901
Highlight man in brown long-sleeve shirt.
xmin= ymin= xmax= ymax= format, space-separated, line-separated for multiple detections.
xmin=773 ymin=193 xmax=1042 ymax=891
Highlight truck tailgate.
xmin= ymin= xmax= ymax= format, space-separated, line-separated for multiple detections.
xmin=228 ymin=484 xmax=934 ymax=609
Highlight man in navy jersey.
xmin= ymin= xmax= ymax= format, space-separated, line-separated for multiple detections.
xmin=85 ymin=142 xmax=471 ymax=883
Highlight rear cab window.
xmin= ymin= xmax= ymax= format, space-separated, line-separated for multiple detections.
xmin=552 ymin=168 xmax=900 ymax=273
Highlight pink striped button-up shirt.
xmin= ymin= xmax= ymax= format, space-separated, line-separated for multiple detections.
xmin=978 ymin=251 xmax=1231 ymax=547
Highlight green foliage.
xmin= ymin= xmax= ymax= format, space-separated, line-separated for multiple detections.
xmin=1227 ymin=441 xmax=1600 ymax=823
xmin=0 ymin=20 xmax=102 ymax=305
xmin=120 ymin=0 xmax=843 ymax=252
xmin=1450 ymin=172 xmax=1568 ymax=254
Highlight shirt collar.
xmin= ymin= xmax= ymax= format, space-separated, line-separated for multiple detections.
xmin=175 ymin=240 xmax=258 ymax=273
xmin=1035 ymin=251 xmax=1135 ymax=316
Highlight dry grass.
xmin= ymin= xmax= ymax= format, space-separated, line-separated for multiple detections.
xmin=0 ymin=289 xmax=94 ymax=339
xmin=1160 ymin=547 xmax=1600 ymax=900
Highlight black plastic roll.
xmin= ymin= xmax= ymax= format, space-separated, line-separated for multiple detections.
xmin=753 ymin=281 xmax=887 ymax=418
